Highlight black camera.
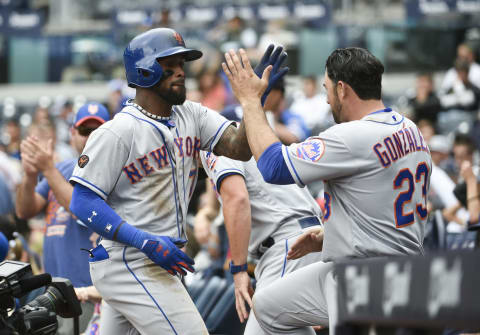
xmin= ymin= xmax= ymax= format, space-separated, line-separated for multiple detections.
xmin=0 ymin=260 xmax=82 ymax=335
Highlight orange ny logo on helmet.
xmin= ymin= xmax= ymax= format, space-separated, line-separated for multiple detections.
xmin=173 ymin=32 xmax=183 ymax=45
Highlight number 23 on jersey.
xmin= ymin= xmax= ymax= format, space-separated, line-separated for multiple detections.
xmin=394 ymin=161 xmax=429 ymax=228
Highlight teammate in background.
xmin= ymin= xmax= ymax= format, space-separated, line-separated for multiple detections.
xmin=15 ymin=102 xmax=109 ymax=335
xmin=198 ymin=109 xmax=323 ymax=334
xmin=222 ymin=47 xmax=432 ymax=334
xmin=67 ymin=28 xmax=287 ymax=334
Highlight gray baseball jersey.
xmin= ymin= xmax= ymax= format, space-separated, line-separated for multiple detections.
xmin=71 ymin=101 xmax=233 ymax=239
xmin=200 ymin=151 xmax=322 ymax=259
xmin=282 ymin=109 xmax=431 ymax=262
xmin=70 ymin=100 xmax=233 ymax=335
xmin=200 ymin=151 xmax=323 ymax=335
xmin=253 ymin=110 xmax=432 ymax=335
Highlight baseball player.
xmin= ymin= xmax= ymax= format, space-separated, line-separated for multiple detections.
xmin=67 ymin=28 xmax=287 ymax=334
xmin=198 ymin=109 xmax=323 ymax=334
xmin=222 ymin=47 xmax=432 ymax=334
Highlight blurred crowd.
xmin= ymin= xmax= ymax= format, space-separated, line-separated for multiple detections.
xmin=0 ymin=20 xmax=479 ymax=335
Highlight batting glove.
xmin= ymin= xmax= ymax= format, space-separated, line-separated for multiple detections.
xmin=139 ymin=235 xmax=195 ymax=276
xmin=254 ymin=44 xmax=290 ymax=106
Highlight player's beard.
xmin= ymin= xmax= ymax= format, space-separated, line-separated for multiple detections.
xmin=330 ymin=90 xmax=343 ymax=124
xmin=158 ymin=85 xmax=186 ymax=105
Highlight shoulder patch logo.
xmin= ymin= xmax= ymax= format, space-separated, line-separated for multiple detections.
xmin=78 ymin=155 xmax=90 ymax=168
xmin=296 ymin=138 xmax=325 ymax=162
xmin=205 ymin=151 xmax=217 ymax=171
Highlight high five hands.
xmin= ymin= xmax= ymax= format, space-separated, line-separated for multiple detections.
xmin=222 ymin=45 xmax=289 ymax=108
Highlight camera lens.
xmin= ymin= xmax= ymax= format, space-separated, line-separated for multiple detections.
xmin=25 ymin=286 xmax=66 ymax=314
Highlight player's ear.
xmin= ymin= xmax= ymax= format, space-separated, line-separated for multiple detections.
xmin=336 ymin=81 xmax=346 ymax=100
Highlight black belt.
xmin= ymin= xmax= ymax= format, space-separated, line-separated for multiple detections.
xmin=257 ymin=216 xmax=321 ymax=258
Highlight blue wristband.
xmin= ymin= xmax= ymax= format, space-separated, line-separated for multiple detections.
xmin=229 ymin=261 xmax=248 ymax=274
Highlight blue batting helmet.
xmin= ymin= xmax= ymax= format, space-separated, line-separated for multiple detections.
xmin=124 ymin=28 xmax=202 ymax=88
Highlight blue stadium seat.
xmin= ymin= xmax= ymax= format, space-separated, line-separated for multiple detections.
xmin=424 ymin=210 xmax=447 ymax=251
xmin=187 ymin=278 xmax=206 ymax=303
xmin=206 ymin=283 xmax=246 ymax=335
xmin=195 ymin=276 xmax=228 ymax=320
xmin=446 ymin=231 xmax=477 ymax=250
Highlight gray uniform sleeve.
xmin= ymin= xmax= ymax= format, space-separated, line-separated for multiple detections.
xmin=70 ymin=128 xmax=129 ymax=199
xmin=200 ymin=151 xmax=245 ymax=191
xmin=196 ymin=106 xmax=235 ymax=152
xmin=281 ymin=127 xmax=363 ymax=187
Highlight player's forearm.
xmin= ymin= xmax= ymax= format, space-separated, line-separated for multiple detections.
xmin=42 ymin=166 xmax=73 ymax=212
xmin=16 ymin=176 xmax=40 ymax=219
xmin=222 ymin=191 xmax=251 ymax=265
xmin=241 ymin=100 xmax=280 ymax=162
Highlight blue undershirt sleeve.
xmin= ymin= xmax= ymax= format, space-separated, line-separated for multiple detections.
xmin=70 ymin=183 xmax=146 ymax=249
xmin=256 ymin=142 xmax=295 ymax=185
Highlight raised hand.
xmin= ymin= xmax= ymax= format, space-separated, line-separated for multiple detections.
xmin=253 ymin=44 xmax=289 ymax=106
xmin=23 ymin=136 xmax=55 ymax=173
xmin=20 ymin=136 xmax=41 ymax=178
xmin=222 ymin=49 xmax=271 ymax=106
xmin=140 ymin=235 xmax=195 ymax=276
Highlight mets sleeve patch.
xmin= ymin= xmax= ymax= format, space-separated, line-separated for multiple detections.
xmin=295 ymin=138 xmax=325 ymax=162
xmin=78 ymin=155 xmax=89 ymax=168
xmin=204 ymin=151 xmax=218 ymax=171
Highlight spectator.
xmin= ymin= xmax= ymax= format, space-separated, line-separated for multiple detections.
xmin=452 ymin=133 xmax=478 ymax=182
xmin=0 ymin=150 xmax=22 ymax=215
xmin=441 ymin=43 xmax=480 ymax=93
xmin=27 ymin=120 xmax=76 ymax=163
xmin=428 ymin=135 xmax=458 ymax=208
xmin=443 ymin=134 xmax=479 ymax=230
xmin=197 ymin=69 xmax=228 ymax=111
xmin=427 ymin=135 xmax=469 ymax=234
xmin=208 ymin=16 xmax=258 ymax=54
xmin=265 ymin=78 xmax=310 ymax=144
xmin=290 ymin=75 xmax=332 ymax=135
xmin=33 ymin=106 xmax=51 ymax=124
xmin=439 ymin=59 xmax=480 ymax=112
xmin=107 ymin=79 xmax=134 ymax=117
xmin=459 ymin=161 xmax=480 ymax=226
xmin=15 ymin=102 xmax=110 ymax=335
xmin=3 ymin=119 xmax=22 ymax=160
xmin=417 ymin=119 xmax=436 ymax=143
xmin=54 ymin=100 xmax=74 ymax=145
xmin=408 ymin=72 xmax=442 ymax=124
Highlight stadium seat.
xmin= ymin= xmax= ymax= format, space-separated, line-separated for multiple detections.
xmin=187 ymin=278 xmax=206 ymax=303
xmin=446 ymin=231 xmax=477 ymax=250
xmin=195 ymin=276 xmax=228 ymax=320
xmin=206 ymin=283 xmax=246 ymax=335
xmin=424 ymin=210 xmax=447 ymax=251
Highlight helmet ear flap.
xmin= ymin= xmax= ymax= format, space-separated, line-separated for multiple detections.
xmin=134 ymin=60 xmax=164 ymax=87
xmin=139 ymin=69 xmax=151 ymax=78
